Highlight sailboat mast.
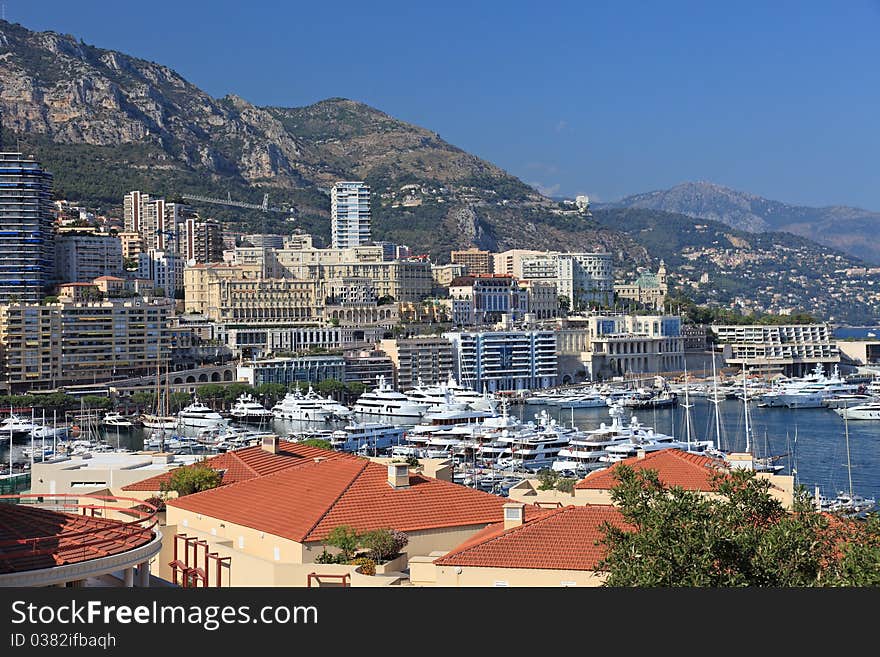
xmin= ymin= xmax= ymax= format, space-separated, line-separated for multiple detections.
xmin=844 ymin=401 xmax=853 ymax=500
xmin=711 ymin=351 xmax=723 ymax=451
xmin=683 ymin=363 xmax=692 ymax=450
xmin=743 ymin=365 xmax=751 ymax=454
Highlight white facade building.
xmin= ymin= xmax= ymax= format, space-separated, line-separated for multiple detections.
xmin=711 ymin=323 xmax=839 ymax=377
xmin=331 ymin=181 xmax=371 ymax=248
xmin=443 ymin=330 xmax=557 ymax=393
xmin=521 ymin=252 xmax=612 ymax=309
xmin=138 ymin=249 xmax=185 ymax=297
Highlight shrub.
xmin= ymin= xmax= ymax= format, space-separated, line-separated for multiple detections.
xmin=315 ymin=548 xmax=341 ymax=564
xmin=361 ymin=528 xmax=409 ymax=562
xmin=349 ymin=557 xmax=376 ymax=576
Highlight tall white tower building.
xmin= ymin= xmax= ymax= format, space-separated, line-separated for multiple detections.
xmin=331 ymin=181 xmax=371 ymax=248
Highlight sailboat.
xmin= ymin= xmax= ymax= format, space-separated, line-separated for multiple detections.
xmin=728 ymin=365 xmax=784 ymax=473
xmin=141 ymin=360 xmax=177 ymax=430
xmin=815 ymin=400 xmax=877 ymax=515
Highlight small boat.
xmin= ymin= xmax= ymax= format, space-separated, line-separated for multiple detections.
xmin=141 ymin=414 xmax=178 ymax=430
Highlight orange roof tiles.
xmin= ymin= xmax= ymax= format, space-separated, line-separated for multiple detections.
xmin=0 ymin=504 xmax=154 ymax=574
xmin=166 ymin=458 xmax=536 ymax=542
xmin=435 ymin=505 xmax=627 ymax=571
xmin=122 ymin=441 xmax=350 ymax=491
xmin=575 ymin=448 xmax=727 ymax=492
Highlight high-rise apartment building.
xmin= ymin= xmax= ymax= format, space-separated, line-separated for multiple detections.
xmin=178 ymin=218 xmax=223 ymax=264
xmin=123 ymin=191 xmax=149 ymax=234
xmin=331 ymin=181 xmax=371 ymax=248
xmin=0 ymin=298 xmax=174 ymax=392
xmin=0 ymin=153 xmax=55 ymax=303
xmin=451 ymin=247 xmax=494 ymax=276
xmin=55 ymin=233 xmax=123 ymax=282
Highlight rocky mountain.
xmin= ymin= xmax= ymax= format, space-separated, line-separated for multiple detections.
xmin=600 ymin=181 xmax=880 ymax=264
xmin=2 ymin=19 xmax=878 ymax=322
xmin=0 ymin=19 xmax=634 ymax=262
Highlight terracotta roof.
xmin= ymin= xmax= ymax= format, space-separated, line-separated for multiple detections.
xmin=434 ymin=505 xmax=627 ymax=571
xmin=167 ymin=458 xmax=536 ymax=542
xmin=575 ymin=449 xmax=726 ymax=492
xmin=122 ymin=441 xmax=349 ymax=491
xmin=93 ymin=276 xmax=125 ymax=281
xmin=0 ymin=504 xmax=154 ymax=574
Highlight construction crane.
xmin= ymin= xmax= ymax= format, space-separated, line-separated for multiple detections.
xmin=180 ymin=192 xmax=293 ymax=214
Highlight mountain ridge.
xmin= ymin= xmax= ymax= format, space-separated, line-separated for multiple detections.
xmin=598 ymin=181 xmax=880 ymax=263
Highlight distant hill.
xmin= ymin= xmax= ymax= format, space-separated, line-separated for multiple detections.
xmin=593 ymin=207 xmax=880 ymax=324
xmin=600 ymin=181 xmax=880 ymax=264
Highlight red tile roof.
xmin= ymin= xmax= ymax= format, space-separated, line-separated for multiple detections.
xmin=122 ymin=441 xmax=350 ymax=491
xmin=0 ymin=504 xmax=154 ymax=574
xmin=575 ymin=449 xmax=727 ymax=492
xmin=167 ymin=458 xmax=537 ymax=542
xmin=434 ymin=505 xmax=627 ymax=571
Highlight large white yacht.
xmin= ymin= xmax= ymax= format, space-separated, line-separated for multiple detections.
xmin=0 ymin=414 xmax=37 ymax=436
xmin=835 ymin=401 xmax=880 ymax=420
xmin=329 ymin=422 xmax=407 ymax=454
xmin=405 ymin=375 xmax=497 ymax=413
xmin=271 ymin=387 xmax=336 ymax=422
xmin=177 ymin=397 xmax=226 ymax=428
xmin=758 ymin=364 xmax=858 ymax=408
xmin=229 ymin=393 xmax=273 ymax=423
xmin=353 ymin=376 xmax=431 ymax=421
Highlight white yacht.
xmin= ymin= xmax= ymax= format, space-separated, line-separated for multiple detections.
xmin=405 ymin=375 xmax=497 ymax=413
xmin=229 ymin=393 xmax=273 ymax=423
xmin=329 ymin=422 xmax=406 ymax=454
xmin=835 ymin=401 xmax=880 ymax=420
xmin=177 ymin=397 xmax=226 ymax=428
xmin=353 ymin=376 xmax=430 ymax=421
xmin=102 ymin=412 xmax=135 ymax=429
xmin=271 ymin=387 xmax=335 ymax=422
xmin=758 ymin=365 xmax=858 ymax=409
xmin=552 ymin=403 xmax=655 ymax=474
xmin=493 ymin=411 xmax=574 ymax=471
xmin=0 ymin=414 xmax=37 ymax=436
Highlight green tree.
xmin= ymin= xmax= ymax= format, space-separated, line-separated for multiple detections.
xmin=316 ymin=378 xmax=346 ymax=399
xmin=298 ymin=438 xmax=332 ymax=450
xmin=255 ymin=383 xmax=287 ymax=405
xmin=536 ymin=468 xmax=559 ymax=491
xmin=160 ymin=462 xmax=223 ymax=497
xmin=557 ymin=295 xmax=570 ymax=313
xmin=325 ymin=525 xmax=361 ymax=561
xmin=167 ymin=391 xmax=193 ymax=413
xmin=80 ymin=395 xmax=112 ymax=410
xmin=597 ymin=465 xmax=879 ymax=587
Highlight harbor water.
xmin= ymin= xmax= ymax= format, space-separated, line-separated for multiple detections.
xmin=3 ymin=400 xmax=879 ymax=504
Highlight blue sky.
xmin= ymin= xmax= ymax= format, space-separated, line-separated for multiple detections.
xmin=7 ymin=1 xmax=880 ymax=208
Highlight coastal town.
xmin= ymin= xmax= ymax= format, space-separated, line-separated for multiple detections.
xmin=1 ymin=150 xmax=878 ymax=589
xmin=0 ymin=7 xmax=879 ymax=597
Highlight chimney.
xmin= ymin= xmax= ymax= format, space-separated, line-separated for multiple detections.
xmin=636 ymin=449 xmax=646 ymax=460
xmin=262 ymin=434 xmax=279 ymax=454
xmin=388 ymin=462 xmax=410 ymax=489
xmin=503 ymin=502 xmax=525 ymax=530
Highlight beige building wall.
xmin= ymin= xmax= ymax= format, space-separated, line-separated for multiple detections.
xmin=409 ymin=556 xmax=606 ymax=587
xmin=493 ymin=249 xmax=545 ymax=279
